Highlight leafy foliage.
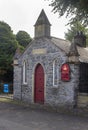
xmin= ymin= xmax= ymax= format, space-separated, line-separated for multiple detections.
xmin=0 ymin=21 xmax=18 ymax=82
xmin=0 ymin=22 xmax=32 ymax=83
xmin=48 ymin=0 xmax=88 ymax=25
xmin=16 ymin=31 xmax=32 ymax=48
xmin=65 ymin=21 xmax=88 ymax=45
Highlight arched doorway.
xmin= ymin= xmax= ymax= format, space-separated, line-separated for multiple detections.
xmin=34 ymin=64 xmax=44 ymax=104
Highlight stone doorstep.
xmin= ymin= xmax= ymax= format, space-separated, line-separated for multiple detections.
xmin=0 ymin=94 xmax=13 ymax=99
xmin=77 ymin=93 xmax=88 ymax=108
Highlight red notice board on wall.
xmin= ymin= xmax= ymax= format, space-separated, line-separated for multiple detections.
xmin=61 ymin=63 xmax=70 ymax=81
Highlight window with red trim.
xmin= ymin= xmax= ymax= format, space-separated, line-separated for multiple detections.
xmin=61 ymin=63 xmax=70 ymax=81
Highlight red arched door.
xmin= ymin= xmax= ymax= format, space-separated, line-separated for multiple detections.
xmin=34 ymin=64 xmax=44 ymax=104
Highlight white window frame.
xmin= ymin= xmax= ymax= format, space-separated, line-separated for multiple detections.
xmin=23 ymin=61 xmax=27 ymax=84
xmin=53 ymin=60 xmax=59 ymax=87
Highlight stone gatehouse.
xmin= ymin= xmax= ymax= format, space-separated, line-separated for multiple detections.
xmin=13 ymin=9 xmax=88 ymax=110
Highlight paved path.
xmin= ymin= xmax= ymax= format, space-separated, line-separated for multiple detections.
xmin=0 ymin=99 xmax=88 ymax=130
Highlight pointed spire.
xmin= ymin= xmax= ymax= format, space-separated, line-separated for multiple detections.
xmin=68 ymin=39 xmax=79 ymax=63
xmin=13 ymin=48 xmax=22 ymax=66
xmin=34 ymin=9 xmax=51 ymax=38
xmin=14 ymin=48 xmax=22 ymax=59
xmin=68 ymin=39 xmax=79 ymax=56
xmin=35 ymin=9 xmax=51 ymax=26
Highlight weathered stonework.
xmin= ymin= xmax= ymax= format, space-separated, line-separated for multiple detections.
xmin=13 ymin=10 xmax=80 ymax=111
xmin=13 ymin=37 xmax=79 ymax=109
xmin=13 ymin=65 xmax=22 ymax=100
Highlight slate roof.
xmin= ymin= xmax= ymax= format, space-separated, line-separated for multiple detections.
xmin=24 ymin=9 xmax=88 ymax=63
xmin=14 ymin=36 xmax=88 ymax=63
xmin=51 ymin=37 xmax=88 ymax=63
xmin=51 ymin=37 xmax=70 ymax=53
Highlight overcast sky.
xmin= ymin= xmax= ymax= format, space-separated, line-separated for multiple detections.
xmin=0 ymin=0 xmax=69 ymax=39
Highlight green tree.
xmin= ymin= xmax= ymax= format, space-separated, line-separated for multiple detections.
xmin=48 ymin=0 xmax=88 ymax=25
xmin=16 ymin=31 xmax=32 ymax=48
xmin=0 ymin=21 xmax=18 ymax=82
xmin=65 ymin=21 xmax=88 ymax=45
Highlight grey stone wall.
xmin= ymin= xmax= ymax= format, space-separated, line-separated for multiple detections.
xmin=13 ymin=65 xmax=22 ymax=100
xmin=13 ymin=37 xmax=79 ymax=109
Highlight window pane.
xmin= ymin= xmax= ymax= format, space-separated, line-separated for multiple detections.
xmin=23 ymin=61 xmax=27 ymax=84
xmin=53 ymin=60 xmax=58 ymax=86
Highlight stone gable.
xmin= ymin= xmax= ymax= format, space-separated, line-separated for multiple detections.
xmin=13 ymin=37 xmax=79 ymax=109
xmin=13 ymin=9 xmax=88 ymax=110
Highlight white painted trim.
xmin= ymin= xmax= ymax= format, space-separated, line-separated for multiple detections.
xmin=23 ymin=61 xmax=27 ymax=84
